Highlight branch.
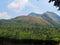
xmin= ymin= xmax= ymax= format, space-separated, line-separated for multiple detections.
xmin=49 ymin=0 xmax=60 ymax=10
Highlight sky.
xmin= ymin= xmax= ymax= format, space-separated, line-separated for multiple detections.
xmin=0 ymin=0 xmax=60 ymax=19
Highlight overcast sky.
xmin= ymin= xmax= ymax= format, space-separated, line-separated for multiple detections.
xmin=0 ymin=0 xmax=60 ymax=19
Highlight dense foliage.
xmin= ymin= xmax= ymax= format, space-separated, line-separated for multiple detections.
xmin=0 ymin=16 xmax=60 ymax=41
xmin=49 ymin=0 xmax=60 ymax=10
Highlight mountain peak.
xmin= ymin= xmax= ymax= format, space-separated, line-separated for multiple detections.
xmin=44 ymin=11 xmax=58 ymax=16
xmin=28 ymin=12 xmax=41 ymax=16
xmin=41 ymin=11 xmax=60 ymax=24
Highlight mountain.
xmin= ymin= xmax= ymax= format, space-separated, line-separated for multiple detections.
xmin=28 ymin=12 xmax=41 ymax=16
xmin=12 ymin=16 xmax=53 ymax=26
xmin=41 ymin=11 xmax=60 ymax=24
xmin=0 ymin=11 xmax=60 ymax=30
xmin=28 ymin=11 xmax=60 ymax=25
xmin=0 ymin=11 xmax=60 ymax=40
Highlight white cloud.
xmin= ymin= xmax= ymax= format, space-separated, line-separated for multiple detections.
xmin=8 ymin=0 xmax=28 ymax=12
xmin=0 ymin=12 xmax=11 ymax=19
xmin=8 ymin=0 xmax=43 ymax=14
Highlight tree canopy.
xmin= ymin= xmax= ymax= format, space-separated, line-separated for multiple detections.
xmin=49 ymin=0 xmax=60 ymax=10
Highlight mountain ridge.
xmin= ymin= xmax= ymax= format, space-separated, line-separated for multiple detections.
xmin=0 ymin=11 xmax=60 ymax=40
xmin=28 ymin=11 xmax=60 ymax=24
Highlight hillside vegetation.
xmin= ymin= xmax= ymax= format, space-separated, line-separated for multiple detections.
xmin=0 ymin=11 xmax=60 ymax=41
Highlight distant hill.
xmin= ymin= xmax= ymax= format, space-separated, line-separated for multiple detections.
xmin=28 ymin=11 xmax=60 ymax=24
xmin=0 ymin=11 xmax=60 ymax=40
xmin=41 ymin=11 xmax=60 ymax=24
xmin=13 ymin=16 xmax=52 ymax=26
xmin=28 ymin=12 xmax=41 ymax=16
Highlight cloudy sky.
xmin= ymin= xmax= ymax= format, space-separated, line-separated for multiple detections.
xmin=0 ymin=0 xmax=60 ymax=19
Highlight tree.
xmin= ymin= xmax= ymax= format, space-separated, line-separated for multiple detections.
xmin=49 ymin=0 xmax=60 ymax=10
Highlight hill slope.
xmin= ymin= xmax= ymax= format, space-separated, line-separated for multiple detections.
xmin=28 ymin=11 xmax=60 ymax=24
xmin=41 ymin=11 xmax=60 ymax=24
xmin=0 ymin=11 xmax=60 ymax=40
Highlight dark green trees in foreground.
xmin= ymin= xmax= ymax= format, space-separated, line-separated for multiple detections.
xmin=0 ymin=20 xmax=60 ymax=41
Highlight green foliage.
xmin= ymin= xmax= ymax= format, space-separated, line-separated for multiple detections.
xmin=0 ymin=16 xmax=60 ymax=41
xmin=49 ymin=0 xmax=60 ymax=10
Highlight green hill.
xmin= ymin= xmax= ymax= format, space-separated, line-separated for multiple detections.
xmin=0 ymin=11 xmax=60 ymax=41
